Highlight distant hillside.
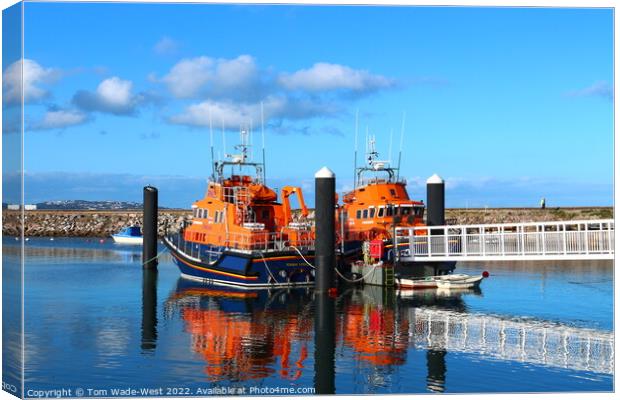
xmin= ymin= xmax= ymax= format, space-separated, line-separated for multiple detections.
xmin=34 ymin=200 xmax=166 ymax=210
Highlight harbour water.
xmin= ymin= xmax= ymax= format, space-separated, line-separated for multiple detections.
xmin=4 ymin=237 xmax=614 ymax=395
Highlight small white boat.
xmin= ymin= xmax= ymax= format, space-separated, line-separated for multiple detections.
xmin=396 ymin=273 xmax=487 ymax=290
xmin=111 ymin=226 xmax=143 ymax=245
xmin=435 ymin=274 xmax=484 ymax=289
xmin=396 ymin=276 xmax=440 ymax=289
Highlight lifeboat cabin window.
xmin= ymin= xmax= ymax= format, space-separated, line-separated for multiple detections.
xmin=378 ymin=207 xmax=385 ymax=217
xmin=369 ymin=208 xmax=376 ymax=218
xmin=390 ymin=189 xmax=397 ymax=196
xmin=356 ymin=210 xmax=362 ymax=219
xmin=192 ymin=208 xmax=198 ymax=217
xmin=414 ymin=206 xmax=424 ymax=217
xmin=362 ymin=209 xmax=369 ymax=219
xmin=386 ymin=206 xmax=393 ymax=217
xmin=401 ymin=206 xmax=411 ymax=216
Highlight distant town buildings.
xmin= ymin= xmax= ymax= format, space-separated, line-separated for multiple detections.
xmin=5 ymin=204 xmax=37 ymax=210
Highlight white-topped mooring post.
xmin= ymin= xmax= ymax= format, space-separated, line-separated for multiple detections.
xmin=314 ymin=167 xmax=336 ymax=293
xmin=143 ymin=186 xmax=158 ymax=269
xmin=313 ymin=167 xmax=336 ymax=394
xmin=426 ymin=174 xmax=445 ymax=227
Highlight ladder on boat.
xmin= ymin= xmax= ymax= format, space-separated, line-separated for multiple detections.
xmin=384 ymin=263 xmax=395 ymax=287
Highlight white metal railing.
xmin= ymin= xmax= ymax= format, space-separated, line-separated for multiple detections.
xmin=409 ymin=307 xmax=614 ymax=374
xmin=395 ymin=219 xmax=614 ymax=261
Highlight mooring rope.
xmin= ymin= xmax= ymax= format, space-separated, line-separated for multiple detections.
xmin=290 ymin=245 xmax=316 ymax=269
xmin=334 ymin=261 xmax=382 ymax=283
xmin=291 ymin=245 xmax=382 ymax=284
xmin=141 ymin=247 xmax=169 ymax=267
xmin=259 ymin=254 xmax=278 ymax=283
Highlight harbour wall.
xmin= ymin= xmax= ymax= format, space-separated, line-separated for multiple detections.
xmin=3 ymin=210 xmax=189 ymax=238
xmin=2 ymin=207 xmax=613 ymax=238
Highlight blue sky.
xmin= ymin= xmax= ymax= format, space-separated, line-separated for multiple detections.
xmin=4 ymin=3 xmax=613 ymax=207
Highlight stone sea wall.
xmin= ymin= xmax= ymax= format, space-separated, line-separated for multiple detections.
xmin=444 ymin=207 xmax=613 ymax=225
xmin=2 ymin=207 xmax=613 ymax=238
xmin=3 ymin=210 xmax=191 ymax=238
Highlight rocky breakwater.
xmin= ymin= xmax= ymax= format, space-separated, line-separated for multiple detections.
xmin=3 ymin=207 xmax=612 ymax=238
xmin=445 ymin=207 xmax=613 ymax=225
xmin=3 ymin=210 xmax=192 ymax=237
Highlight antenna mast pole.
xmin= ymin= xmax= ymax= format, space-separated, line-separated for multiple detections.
xmin=261 ymin=102 xmax=266 ymax=185
xmin=249 ymin=119 xmax=254 ymax=162
xmin=353 ymin=109 xmax=359 ymax=189
xmin=209 ymin=107 xmax=215 ymax=180
xmin=388 ymin=128 xmax=394 ymax=166
xmin=396 ymin=112 xmax=406 ymax=181
xmin=221 ymin=119 xmax=226 ymax=157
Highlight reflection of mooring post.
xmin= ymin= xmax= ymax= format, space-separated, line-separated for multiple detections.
xmin=426 ymin=349 xmax=447 ymax=393
xmin=314 ymin=293 xmax=336 ymax=394
xmin=315 ymin=167 xmax=336 ymax=293
xmin=143 ymin=186 xmax=158 ymax=270
xmin=141 ymin=269 xmax=158 ymax=351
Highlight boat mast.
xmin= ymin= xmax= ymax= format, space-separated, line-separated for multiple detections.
xmin=261 ymin=101 xmax=266 ymax=185
xmin=209 ymin=107 xmax=215 ymax=180
xmin=388 ymin=128 xmax=394 ymax=166
xmin=396 ymin=111 xmax=406 ymax=181
xmin=353 ymin=109 xmax=359 ymax=190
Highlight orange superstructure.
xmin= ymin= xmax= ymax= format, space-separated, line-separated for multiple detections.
xmin=182 ymin=129 xmax=313 ymax=251
xmin=341 ymin=136 xmax=425 ymax=245
xmin=163 ymin=128 xmax=317 ymax=288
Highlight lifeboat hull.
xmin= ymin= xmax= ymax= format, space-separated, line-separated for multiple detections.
xmin=164 ymin=236 xmax=316 ymax=289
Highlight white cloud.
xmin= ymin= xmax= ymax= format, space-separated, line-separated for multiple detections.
xmin=566 ymin=81 xmax=613 ymax=100
xmin=32 ymin=109 xmax=88 ymax=130
xmin=159 ymin=55 xmax=261 ymax=99
xmin=169 ymin=96 xmax=340 ymax=129
xmin=153 ymin=36 xmax=179 ymax=55
xmin=279 ymin=62 xmax=395 ymax=92
xmin=96 ymin=77 xmax=133 ymax=107
xmin=73 ymin=76 xmax=142 ymax=115
xmin=169 ymin=97 xmax=283 ymax=128
xmin=2 ymin=59 xmax=60 ymax=105
xmin=159 ymin=55 xmax=399 ymax=133
xmin=160 ymin=56 xmax=213 ymax=98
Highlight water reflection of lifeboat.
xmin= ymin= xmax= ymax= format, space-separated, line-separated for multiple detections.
xmin=164 ymin=128 xmax=316 ymax=289
xmin=168 ymin=280 xmax=313 ymax=382
xmin=341 ymin=303 xmax=409 ymax=366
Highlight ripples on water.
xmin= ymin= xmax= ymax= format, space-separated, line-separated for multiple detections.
xmin=8 ymin=238 xmax=613 ymax=394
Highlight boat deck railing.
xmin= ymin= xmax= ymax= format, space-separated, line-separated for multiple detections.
xmin=355 ymin=176 xmax=408 ymax=188
xmin=166 ymin=229 xmax=315 ymax=262
xmin=394 ymin=219 xmax=614 ymax=261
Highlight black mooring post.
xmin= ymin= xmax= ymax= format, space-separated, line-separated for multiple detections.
xmin=143 ymin=186 xmax=158 ymax=269
xmin=315 ymin=167 xmax=336 ymax=293
xmin=141 ymin=269 xmax=158 ymax=351
xmin=426 ymin=174 xmax=445 ymax=227
xmin=314 ymin=293 xmax=336 ymax=394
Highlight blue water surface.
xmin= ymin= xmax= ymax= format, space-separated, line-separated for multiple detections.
xmin=9 ymin=237 xmax=614 ymax=396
